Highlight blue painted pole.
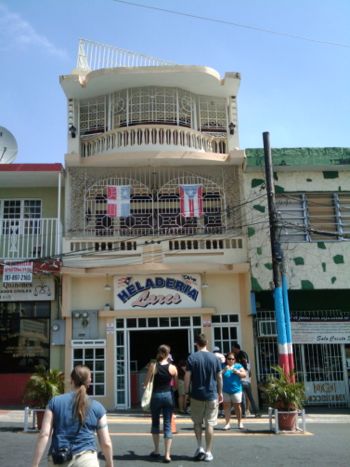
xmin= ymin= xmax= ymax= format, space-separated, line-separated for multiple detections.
xmin=274 ymin=286 xmax=290 ymax=374
xmin=282 ymin=273 xmax=295 ymax=378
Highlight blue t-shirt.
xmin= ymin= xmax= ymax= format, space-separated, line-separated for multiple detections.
xmin=187 ymin=350 xmax=222 ymax=401
xmin=48 ymin=392 xmax=106 ymax=455
xmin=222 ymin=363 xmax=243 ymax=394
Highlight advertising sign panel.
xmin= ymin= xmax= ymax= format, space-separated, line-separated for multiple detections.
xmin=114 ymin=274 xmax=201 ymax=310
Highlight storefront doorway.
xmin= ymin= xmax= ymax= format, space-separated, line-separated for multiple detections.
xmin=114 ymin=315 xmax=202 ymax=408
xmin=129 ymin=329 xmax=189 ymax=406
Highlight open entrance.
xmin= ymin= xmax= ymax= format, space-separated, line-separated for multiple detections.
xmin=129 ymin=329 xmax=189 ymax=406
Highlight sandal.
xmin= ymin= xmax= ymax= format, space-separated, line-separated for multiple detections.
xmin=150 ymin=452 xmax=161 ymax=458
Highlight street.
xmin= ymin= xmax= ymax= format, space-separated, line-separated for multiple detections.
xmin=0 ymin=411 xmax=350 ymax=466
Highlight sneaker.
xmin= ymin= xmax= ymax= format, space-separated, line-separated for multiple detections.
xmin=223 ymin=423 xmax=231 ymax=430
xmin=204 ymin=452 xmax=214 ymax=462
xmin=254 ymin=413 xmax=261 ymax=418
xmin=194 ymin=447 xmax=206 ymax=461
xmin=238 ymin=422 xmax=244 ymax=429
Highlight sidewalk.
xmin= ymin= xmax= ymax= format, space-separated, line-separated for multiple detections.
xmin=1 ymin=407 xmax=350 ymax=431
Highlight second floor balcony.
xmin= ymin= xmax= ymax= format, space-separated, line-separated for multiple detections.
xmin=0 ymin=218 xmax=61 ymax=260
xmin=80 ymin=124 xmax=228 ymax=158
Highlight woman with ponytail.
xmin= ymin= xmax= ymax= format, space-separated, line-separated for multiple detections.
xmin=32 ymin=365 xmax=113 ymax=467
xmin=143 ymin=345 xmax=178 ymax=463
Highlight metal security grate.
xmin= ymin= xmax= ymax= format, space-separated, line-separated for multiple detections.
xmin=84 ymin=174 xmax=227 ymax=236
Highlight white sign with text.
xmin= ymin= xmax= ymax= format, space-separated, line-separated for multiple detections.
xmin=3 ymin=261 xmax=33 ymax=283
xmin=114 ymin=274 xmax=201 ymax=310
xmin=291 ymin=321 xmax=350 ymax=344
xmin=0 ymin=277 xmax=55 ymax=301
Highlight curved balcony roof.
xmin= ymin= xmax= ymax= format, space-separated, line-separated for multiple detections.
xmin=60 ymin=65 xmax=240 ymax=100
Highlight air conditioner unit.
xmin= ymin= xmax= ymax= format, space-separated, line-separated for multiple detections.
xmin=258 ymin=320 xmax=277 ymax=337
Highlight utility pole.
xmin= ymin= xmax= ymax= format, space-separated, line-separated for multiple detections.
xmin=263 ymin=132 xmax=291 ymax=375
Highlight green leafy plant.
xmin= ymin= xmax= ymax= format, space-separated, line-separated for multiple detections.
xmin=260 ymin=365 xmax=305 ymax=411
xmin=23 ymin=366 xmax=64 ymax=408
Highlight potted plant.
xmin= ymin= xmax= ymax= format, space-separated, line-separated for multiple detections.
xmin=260 ymin=365 xmax=305 ymax=431
xmin=23 ymin=366 xmax=64 ymax=428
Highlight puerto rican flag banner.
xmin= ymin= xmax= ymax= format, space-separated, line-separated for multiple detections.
xmin=179 ymin=184 xmax=203 ymax=218
xmin=107 ymin=185 xmax=131 ymax=218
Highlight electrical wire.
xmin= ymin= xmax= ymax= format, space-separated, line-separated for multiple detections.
xmin=113 ymin=0 xmax=350 ymax=49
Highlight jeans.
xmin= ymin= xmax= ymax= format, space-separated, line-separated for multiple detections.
xmin=150 ymin=390 xmax=174 ymax=439
xmin=241 ymin=381 xmax=258 ymax=415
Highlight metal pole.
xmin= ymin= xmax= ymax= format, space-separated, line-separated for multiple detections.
xmin=263 ymin=132 xmax=290 ymax=374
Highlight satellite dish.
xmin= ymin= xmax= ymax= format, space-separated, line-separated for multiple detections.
xmin=0 ymin=126 xmax=18 ymax=163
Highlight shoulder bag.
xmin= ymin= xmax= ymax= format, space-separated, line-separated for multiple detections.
xmin=141 ymin=363 xmax=156 ymax=411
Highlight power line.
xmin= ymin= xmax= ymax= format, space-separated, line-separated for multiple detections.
xmin=113 ymin=0 xmax=350 ymax=49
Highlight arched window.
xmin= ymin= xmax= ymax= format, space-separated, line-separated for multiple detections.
xmin=85 ymin=178 xmax=153 ymax=236
xmin=157 ymin=175 xmax=226 ymax=235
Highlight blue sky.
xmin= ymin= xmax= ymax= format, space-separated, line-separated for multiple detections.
xmin=1 ymin=0 xmax=350 ymax=164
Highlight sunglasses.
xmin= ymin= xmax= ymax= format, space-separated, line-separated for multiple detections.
xmin=227 ymin=357 xmax=235 ymax=360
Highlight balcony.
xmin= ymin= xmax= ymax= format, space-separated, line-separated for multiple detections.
xmin=80 ymin=125 xmax=227 ymax=159
xmin=63 ymin=233 xmax=247 ymax=269
xmin=0 ymin=218 xmax=61 ymax=260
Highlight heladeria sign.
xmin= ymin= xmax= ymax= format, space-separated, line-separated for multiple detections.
xmin=114 ymin=274 xmax=201 ymax=310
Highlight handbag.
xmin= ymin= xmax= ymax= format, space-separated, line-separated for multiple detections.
xmin=141 ymin=363 xmax=156 ymax=411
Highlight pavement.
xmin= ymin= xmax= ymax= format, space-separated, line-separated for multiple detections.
xmin=1 ymin=408 xmax=350 ymax=466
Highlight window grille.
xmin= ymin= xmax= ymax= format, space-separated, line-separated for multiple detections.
xmin=337 ymin=193 xmax=350 ymax=239
xmin=80 ymin=96 xmax=107 ymax=135
xmin=78 ymin=87 xmax=228 ymax=135
xmin=276 ymin=192 xmax=350 ymax=242
xmin=199 ymin=96 xmax=227 ymax=133
xmin=1 ymin=199 xmax=42 ymax=235
xmin=84 ymin=174 xmax=226 ymax=236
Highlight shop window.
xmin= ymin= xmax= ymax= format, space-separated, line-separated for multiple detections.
xmin=0 ymin=301 xmax=50 ymax=373
xmin=72 ymin=342 xmax=105 ymax=396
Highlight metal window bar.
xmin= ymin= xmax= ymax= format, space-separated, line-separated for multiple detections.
xmin=255 ymin=311 xmax=348 ymax=407
xmin=83 ymin=172 xmax=229 ymax=237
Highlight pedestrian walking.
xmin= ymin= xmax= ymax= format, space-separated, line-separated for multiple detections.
xmin=184 ymin=333 xmax=223 ymax=462
xmin=31 ymin=365 xmax=113 ymax=467
xmin=231 ymin=342 xmax=259 ymax=417
xmin=221 ymin=352 xmax=246 ymax=430
xmin=143 ymin=344 xmax=178 ymax=463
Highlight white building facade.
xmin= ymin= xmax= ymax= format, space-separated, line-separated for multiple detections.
xmin=59 ymin=41 xmax=253 ymax=409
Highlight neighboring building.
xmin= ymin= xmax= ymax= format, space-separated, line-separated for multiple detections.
xmin=59 ymin=40 xmax=251 ymax=409
xmin=0 ymin=163 xmax=63 ymax=405
xmin=244 ymin=147 xmax=350 ymax=407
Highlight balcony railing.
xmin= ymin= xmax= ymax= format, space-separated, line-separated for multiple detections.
xmin=81 ymin=125 xmax=227 ymax=158
xmin=64 ymin=234 xmax=246 ymax=263
xmin=0 ymin=218 xmax=61 ymax=260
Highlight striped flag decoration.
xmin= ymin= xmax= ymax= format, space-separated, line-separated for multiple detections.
xmin=106 ymin=185 xmax=131 ymax=218
xmin=179 ymin=184 xmax=203 ymax=218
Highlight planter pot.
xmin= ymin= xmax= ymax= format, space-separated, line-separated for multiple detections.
xmin=277 ymin=410 xmax=298 ymax=431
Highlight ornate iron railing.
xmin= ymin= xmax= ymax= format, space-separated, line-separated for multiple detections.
xmin=81 ymin=124 xmax=227 ymax=157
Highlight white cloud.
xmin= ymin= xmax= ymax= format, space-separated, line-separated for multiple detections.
xmin=0 ymin=3 xmax=68 ymax=59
